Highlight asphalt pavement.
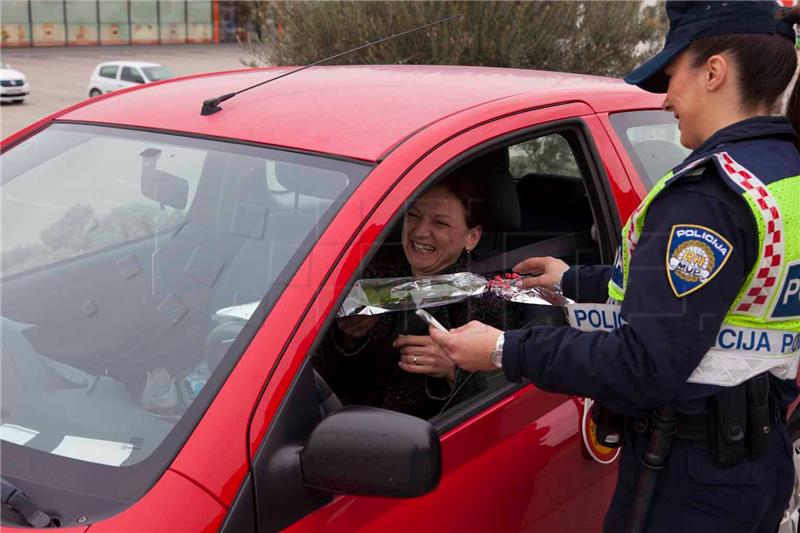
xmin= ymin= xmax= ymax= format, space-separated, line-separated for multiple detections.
xmin=0 ymin=43 xmax=252 ymax=139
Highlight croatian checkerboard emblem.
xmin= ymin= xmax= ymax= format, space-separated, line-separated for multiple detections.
xmin=666 ymin=224 xmax=733 ymax=298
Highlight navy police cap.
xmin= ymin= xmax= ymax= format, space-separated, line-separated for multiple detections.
xmin=625 ymin=1 xmax=797 ymax=94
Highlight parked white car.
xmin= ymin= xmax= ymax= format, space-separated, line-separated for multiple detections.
xmin=87 ymin=61 xmax=173 ymax=97
xmin=0 ymin=63 xmax=29 ymax=104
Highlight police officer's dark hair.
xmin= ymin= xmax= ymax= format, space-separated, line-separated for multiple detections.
xmin=686 ymin=6 xmax=800 ymax=147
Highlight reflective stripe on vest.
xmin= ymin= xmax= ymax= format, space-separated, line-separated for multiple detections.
xmin=601 ymin=150 xmax=800 ymax=386
xmin=566 ymin=303 xmax=800 ymax=386
xmin=714 ymin=152 xmax=785 ymax=318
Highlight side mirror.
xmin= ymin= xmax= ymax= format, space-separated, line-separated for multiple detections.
xmin=139 ymin=148 xmax=189 ymax=210
xmin=300 ymin=406 xmax=441 ymax=498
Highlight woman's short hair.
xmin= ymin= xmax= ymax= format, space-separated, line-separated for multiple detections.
xmin=434 ymin=171 xmax=489 ymax=229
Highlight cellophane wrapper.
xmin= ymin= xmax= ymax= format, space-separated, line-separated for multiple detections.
xmin=336 ymin=272 xmax=488 ymax=317
xmin=487 ymin=282 xmax=574 ymax=306
xmin=337 ymin=272 xmax=574 ymax=317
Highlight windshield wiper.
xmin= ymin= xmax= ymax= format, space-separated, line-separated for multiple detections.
xmin=1 ymin=478 xmax=53 ymax=528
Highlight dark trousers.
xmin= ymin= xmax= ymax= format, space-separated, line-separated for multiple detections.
xmin=603 ymin=421 xmax=794 ymax=533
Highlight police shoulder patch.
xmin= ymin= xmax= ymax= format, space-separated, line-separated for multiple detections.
xmin=666 ymin=224 xmax=733 ymax=298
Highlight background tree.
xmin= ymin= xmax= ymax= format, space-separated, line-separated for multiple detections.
xmin=243 ymin=1 xmax=666 ymax=78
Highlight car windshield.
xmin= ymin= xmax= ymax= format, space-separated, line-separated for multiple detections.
xmin=0 ymin=123 xmax=369 ymax=514
xmin=140 ymin=66 xmax=172 ymax=81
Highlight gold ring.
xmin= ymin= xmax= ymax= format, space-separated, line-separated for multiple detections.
xmin=413 ymin=355 xmax=418 ymax=365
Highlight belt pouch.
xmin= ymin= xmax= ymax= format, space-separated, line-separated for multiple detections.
xmin=591 ymin=403 xmax=625 ymax=448
xmin=707 ymin=384 xmax=747 ymax=466
xmin=746 ymin=373 xmax=770 ymax=459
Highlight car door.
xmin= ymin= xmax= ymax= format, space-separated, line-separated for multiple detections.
xmin=233 ymin=101 xmax=638 ymax=532
xmin=96 ymin=64 xmax=118 ymax=93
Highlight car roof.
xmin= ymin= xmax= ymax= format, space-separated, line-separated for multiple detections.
xmin=97 ymin=61 xmax=162 ymax=68
xmin=64 ymin=65 xmax=662 ymax=162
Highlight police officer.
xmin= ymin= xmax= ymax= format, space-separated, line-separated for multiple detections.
xmin=430 ymin=1 xmax=800 ymax=531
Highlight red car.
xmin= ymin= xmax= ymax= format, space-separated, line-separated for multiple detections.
xmin=1 ymin=65 xmax=796 ymax=532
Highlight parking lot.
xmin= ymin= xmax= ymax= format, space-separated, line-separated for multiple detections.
xmin=1 ymin=43 xmax=251 ymax=139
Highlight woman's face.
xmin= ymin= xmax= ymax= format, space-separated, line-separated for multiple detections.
xmin=401 ymin=186 xmax=482 ymax=277
xmin=662 ymin=51 xmax=708 ymax=150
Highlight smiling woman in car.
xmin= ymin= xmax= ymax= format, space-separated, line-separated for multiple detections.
xmin=312 ymin=171 xmax=522 ymax=419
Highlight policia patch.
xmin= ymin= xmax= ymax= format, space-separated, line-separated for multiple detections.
xmin=666 ymin=224 xmax=733 ymax=298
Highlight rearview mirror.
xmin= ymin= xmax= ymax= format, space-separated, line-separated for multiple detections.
xmin=300 ymin=406 xmax=441 ymax=498
xmin=139 ymin=148 xmax=189 ymax=210
xmin=275 ymin=161 xmax=350 ymax=200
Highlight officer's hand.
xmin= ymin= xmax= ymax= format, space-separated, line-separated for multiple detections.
xmin=429 ymin=321 xmax=500 ymax=373
xmin=512 ymin=256 xmax=569 ymax=289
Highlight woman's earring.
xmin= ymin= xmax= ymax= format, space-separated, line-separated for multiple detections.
xmin=465 ymin=248 xmax=472 ymax=256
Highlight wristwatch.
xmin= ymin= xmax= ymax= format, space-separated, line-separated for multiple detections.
xmin=490 ymin=332 xmax=505 ymax=369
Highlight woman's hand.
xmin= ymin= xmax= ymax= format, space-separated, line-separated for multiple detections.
xmin=512 ymin=256 xmax=570 ymax=289
xmin=394 ymin=334 xmax=456 ymax=383
xmin=336 ymin=315 xmax=379 ymax=339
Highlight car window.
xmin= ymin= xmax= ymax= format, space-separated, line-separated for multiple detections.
xmin=120 ymin=66 xmax=145 ymax=84
xmin=310 ymin=130 xmax=602 ymax=424
xmin=0 ymin=122 xmax=370 ymax=513
xmin=99 ymin=65 xmax=118 ymax=79
xmin=609 ymin=110 xmax=690 ymax=190
xmin=509 ymin=133 xmax=580 ymax=179
xmin=140 ymin=66 xmax=172 ymax=82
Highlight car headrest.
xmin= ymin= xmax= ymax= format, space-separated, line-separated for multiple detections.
xmin=516 ymin=173 xmax=594 ymax=232
xmin=484 ymin=170 xmax=521 ymax=231
xmin=631 ymin=140 xmax=688 ymax=182
xmin=517 ymin=173 xmax=584 ymax=204
xmin=460 ymin=150 xmax=520 ymax=231
xmin=467 ymin=147 xmax=510 ymax=175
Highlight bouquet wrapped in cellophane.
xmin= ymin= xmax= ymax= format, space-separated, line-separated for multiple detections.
xmin=337 ymin=272 xmax=573 ymax=317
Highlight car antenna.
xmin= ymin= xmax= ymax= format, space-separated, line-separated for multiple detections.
xmin=200 ymin=13 xmax=462 ymax=116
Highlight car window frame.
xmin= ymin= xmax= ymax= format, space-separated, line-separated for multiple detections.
xmin=286 ymin=118 xmax=618 ymax=429
xmin=299 ymin=117 xmax=621 ymax=432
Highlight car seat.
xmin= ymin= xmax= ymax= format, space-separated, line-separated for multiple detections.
xmin=464 ymin=148 xmax=521 ymax=259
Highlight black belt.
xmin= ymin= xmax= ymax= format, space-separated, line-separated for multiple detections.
xmin=632 ymin=403 xmax=786 ymax=441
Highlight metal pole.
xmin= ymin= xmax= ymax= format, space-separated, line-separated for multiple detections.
xmin=62 ymin=0 xmax=68 ymax=46
xmin=95 ymin=0 xmax=100 ymax=46
xmin=27 ymin=0 xmax=33 ymax=47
